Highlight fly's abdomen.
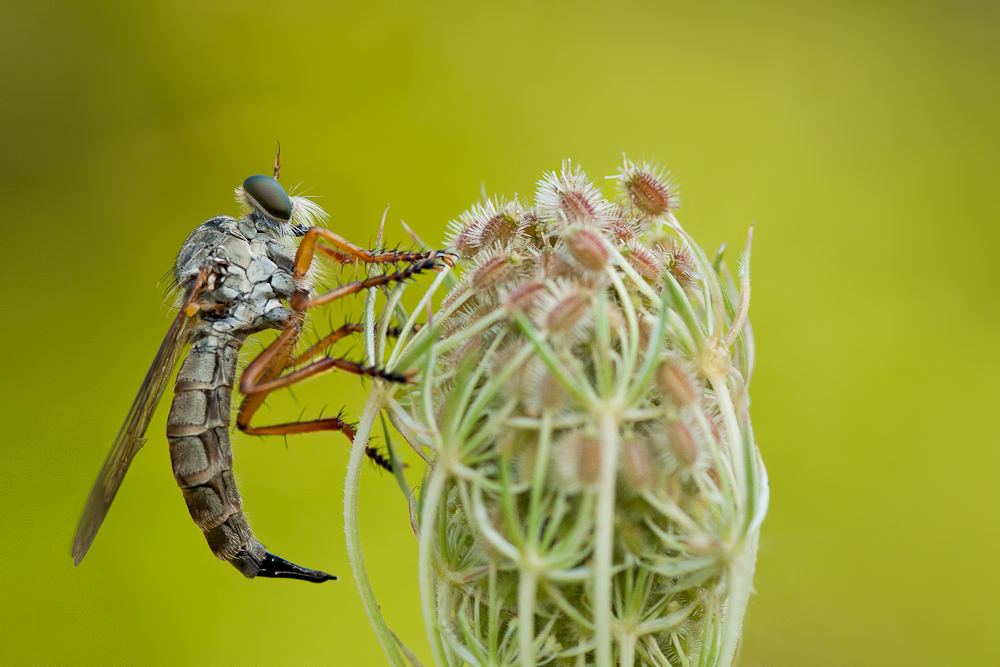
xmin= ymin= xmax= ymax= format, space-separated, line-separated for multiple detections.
xmin=166 ymin=330 xmax=267 ymax=572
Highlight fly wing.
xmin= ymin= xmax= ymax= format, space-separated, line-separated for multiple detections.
xmin=71 ymin=309 xmax=198 ymax=565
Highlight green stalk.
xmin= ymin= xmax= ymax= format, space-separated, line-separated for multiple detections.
xmin=594 ymin=408 xmax=621 ymax=667
xmin=342 ymin=283 xmax=406 ymax=667
xmin=418 ymin=466 xmax=450 ymax=667
xmin=344 ymin=388 xmax=405 ymax=667
xmin=518 ymin=564 xmax=538 ymax=667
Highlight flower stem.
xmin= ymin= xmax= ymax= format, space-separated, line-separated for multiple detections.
xmin=344 ymin=388 xmax=406 ymax=667
xmin=418 ymin=466 xmax=449 ymax=667
xmin=594 ymin=408 xmax=620 ymax=667
xmin=341 ymin=271 xmax=405 ymax=667
xmin=518 ymin=565 xmax=537 ymax=667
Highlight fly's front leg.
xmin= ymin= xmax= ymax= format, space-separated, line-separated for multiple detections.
xmin=294 ymin=225 xmax=455 ymax=273
xmin=293 ymin=323 xmax=364 ymax=364
xmin=290 ymin=255 xmax=445 ymax=311
xmin=237 ymin=321 xmax=413 ymax=472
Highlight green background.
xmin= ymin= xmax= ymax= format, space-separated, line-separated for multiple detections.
xmin=2 ymin=1 xmax=998 ymax=665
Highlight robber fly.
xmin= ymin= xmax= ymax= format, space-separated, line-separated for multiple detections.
xmin=72 ymin=151 xmax=447 ymax=581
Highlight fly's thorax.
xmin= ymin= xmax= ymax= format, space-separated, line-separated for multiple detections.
xmin=175 ymin=215 xmax=304 ymax=335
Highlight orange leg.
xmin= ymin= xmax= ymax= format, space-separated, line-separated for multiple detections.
xmin=235 ymin=325 xmax=359 ymax=441
xmin=293 ymin=324 xmax=364 ymax=365
xmin=291 ymin=255 xmax=443 ymax=311
xmin=236 ymin=320 xmax=415 ymax=472
xmin=235 ymin=225 xmax=445 ymax=472
xmin=294 ymin=226 xmax=454 ymax=276
xmin=294 ymin=324 xmax=421 ymax=366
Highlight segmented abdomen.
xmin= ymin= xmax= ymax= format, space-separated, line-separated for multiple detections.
xmin=166 ymin=328 xmax=267 ymax=575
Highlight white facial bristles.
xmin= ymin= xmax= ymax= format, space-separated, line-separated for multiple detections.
xmin=560 ymin=226 xmax=611 ymax=273
xmin=290 ymin=195 xmax=330 ymax=229
xmin=234 ymin=185 xmax=254 ymax=217
xmin=536 ymin=160 xmax=612 ymax=227
xmin=617 ymin=157 xmax=680 ymax=217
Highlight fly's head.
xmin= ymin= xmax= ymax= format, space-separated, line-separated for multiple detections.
xmin=236 ymin=148 xmax=328 ymax=237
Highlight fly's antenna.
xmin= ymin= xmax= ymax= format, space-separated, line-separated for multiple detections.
xmin=274 ymin=142 xmax=281 ymax=180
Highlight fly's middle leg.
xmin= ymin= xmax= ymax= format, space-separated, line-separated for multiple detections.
xmin=236 ymin=321 xmax=413 ymax=472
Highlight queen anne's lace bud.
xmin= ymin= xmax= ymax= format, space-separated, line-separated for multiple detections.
xmin=375 ymin=157 xmax=766 ymax=667
xmin=618 ymin=157 xmax=681 ymax=217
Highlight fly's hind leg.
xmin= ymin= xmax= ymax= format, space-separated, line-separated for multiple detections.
xmin=235 ymin=320 xmax=359 ymax=442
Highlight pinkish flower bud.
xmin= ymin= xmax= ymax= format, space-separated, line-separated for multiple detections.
xmin=622 ymin=239 xmax=662 ymax=281
xmin=658 ymin=359 xmax=700 ymax=406
xmin=562 ymin=227 xmax=610 ymax=272
xmin=618 ymin=158 xmax=680 ymax=217
xmin=536 ymin=160 xmax=611 ymax=225
xmin=534 ymin=251 xmax=562 ymax=279
xmin=555 ymin=431 xmax=602 ymax=489
xmin=537 ymin=284 xmax=592 ymax=339
xmin=447 ymin=223 xmax=478 ymax=259
xmin=470 ymin=252 xmax=516 ymax=292
xmin=504 ymin=281 xmax=545 ymax=313
xmin=668 ymin=420 xmax=700 ymax=468
xmin=654 ymin=237 xmax=697 ymax=287
xmin=621 ymin=437 xmax=655 ymax=489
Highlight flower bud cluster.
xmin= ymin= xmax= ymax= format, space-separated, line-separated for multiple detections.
xmin=383 ymin=158 xmax=766 ymax=667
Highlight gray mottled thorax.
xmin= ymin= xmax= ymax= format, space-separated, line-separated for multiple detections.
xmin=175 ymin=213 xmax=300 ymax=334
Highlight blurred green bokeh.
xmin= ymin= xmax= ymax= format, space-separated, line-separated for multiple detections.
xmin=2 ymin=2 xmax=998 ymax=665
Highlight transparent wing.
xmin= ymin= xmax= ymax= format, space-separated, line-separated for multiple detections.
xmin=71 ymin=309 xmax=198 ymax=565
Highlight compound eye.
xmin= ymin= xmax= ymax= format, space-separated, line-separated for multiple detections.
xmin=243 ymin=174 xmax=292 ymax=221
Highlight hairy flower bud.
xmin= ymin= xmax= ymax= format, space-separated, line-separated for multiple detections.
xmin=537 ymin=160 xmax=611 ymax=225
xmin=469 ymin=250 xmax=518 ymax=293
xmin=562 ymin=226 xmax=610 ymax=272
xmin=618 ymin=157 xmax=680 ymax=217
xmin=658 ymin=357 xmax=700 ymax=406
xmin=555 ymin=431 xmax=602 ymax=490
xmin=667 ymin=418 xmax=701 ymax=469
xmin=503 ymin=281 xmax=545 ymax=313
